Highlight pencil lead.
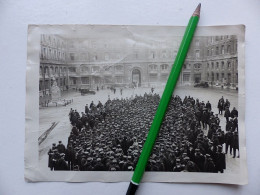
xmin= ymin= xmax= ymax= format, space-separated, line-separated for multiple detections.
xmin=192 ymin=3 xmax=201 ymax=17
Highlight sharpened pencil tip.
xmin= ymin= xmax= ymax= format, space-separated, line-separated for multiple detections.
xmin=192 ymin=3 xmax=201 ymax=17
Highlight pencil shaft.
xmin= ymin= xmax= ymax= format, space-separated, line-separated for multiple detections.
xmin=131 ymin=15 xmax=199 ymax=184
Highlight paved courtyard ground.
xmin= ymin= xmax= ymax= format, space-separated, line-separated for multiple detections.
xmin=39 ymin=86 xmax=240 ymax=173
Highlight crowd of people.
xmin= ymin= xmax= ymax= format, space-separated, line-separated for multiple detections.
xmin=48 ymin=93 xmax=239 ymax=173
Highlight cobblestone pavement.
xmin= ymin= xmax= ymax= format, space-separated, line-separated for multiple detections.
xmin=39 ymin=86 xmax=240 ymax=173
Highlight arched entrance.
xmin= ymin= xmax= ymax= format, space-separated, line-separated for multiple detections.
xmin=132 ymin=69 xmax=141 ymax=87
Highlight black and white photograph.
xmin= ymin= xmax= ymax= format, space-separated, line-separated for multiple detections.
xmin=25 ymin=25 xmax=247 ymax=184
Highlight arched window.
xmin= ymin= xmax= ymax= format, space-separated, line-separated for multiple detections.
xmin=40 ymin=66 xmax=43 ymax=75
xmin=227 ymin=61 xmax=231 ymax=68
xmin=222 ymin=61 xmax=225 ymax=69
xmin=227 ymin=45 xmax=231 ymax=53
xmin=216 ymin=47 xmax=219 ymax=55
xmin=115 ymin=65 xmax=123 ymax=71
xmin=161 ymin=51 xmax=167 ymax=58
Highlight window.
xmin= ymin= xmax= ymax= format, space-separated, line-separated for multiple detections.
xmin=162 ymin=50 xmax=167 ymax=58
xmin=150 ymin=64 xmax=157 ymax=70
xmin=151 ymin=52 xmax=155 ymax=59
xmin=211 ymin=48 xmax=214 ymax=56
xmin=216 ymin=47 xmax=219 ymax=55
xmin=161 ymin=64 xmax=169 ymax=70
xmin=70 ymin=53 xmax=75 ymax=61
xmin=211 ymin=62 xmax=214 ymax=69
xmin=115 ymin=65 xmax=123 ymax=72
xmin=195 ymin=50 xmax=200 ymax=58
xmin=195 ymin=40 xmax=199 ymax=46
xmin=105 ymin=53 xmax=109 ymax=61
xmin=69 ymin=67 xmax=76 ymax=72
xmin=227 ymin=45 xmax=231 ymax=53
xmin=221 ymin=45 xmax=225 ymax=54
xmin=216 ymin=62 xmax=219 ymax=69
xmin=49 ymin=49 xmax=52 ymax=59
xmin=81 ymin=66 xmax=89 ymax=72
xmin=207 ymin=49 xmax=210 ymax=56
xmin=207 ymin=63 xmax=209 ymax=69
xmin=227 ymin=61 xmax=231 ymax=68
xmin=222 ymin=61 xmax=225 ymax=69
xmin=92 ymin=66 xmax=100 ymax=72
xmin=81 ymin=77 xmax=90 ymax=84
xmin=183 ymin=74 xmax=190 ymax=81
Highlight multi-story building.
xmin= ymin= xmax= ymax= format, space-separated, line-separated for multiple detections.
xmin=39 ymin=34 xmax=238 ymax=99
xmin=39 ymin=35 xmax=68 ymax=97
xmin=205 ymin=35 xmax=238 ymax=88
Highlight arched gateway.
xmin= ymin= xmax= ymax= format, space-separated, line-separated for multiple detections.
xmin=132 ymin=69 xmax=141 ymax=87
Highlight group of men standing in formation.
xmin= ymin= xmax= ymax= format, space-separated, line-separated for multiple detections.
xmin=48 ymin=92 xmax=239 ymax=173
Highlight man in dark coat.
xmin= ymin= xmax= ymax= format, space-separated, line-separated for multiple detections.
xmin=224 ymin=107 xmax=231 ymax=122
xmin=48 ymin=143 xmax=56 ymax=170
xmin=232 ymin=131 xmax=239 ymax=158
xmin=206 ymin=101 xmax=211 ymax=111
xmin=94 ymin=158 xmax=106 ymax=171
xmin=56 ymin=154 xmax=69 ymax=170
xmin=57 ymin=141 xmax=66 ymax=154
xmin=65 ymin=145 xmax=76 ymax=170
xmin=215 ymin=145 xmax=226 ymax=173
xmin=225 ymin=130 xmax=233 ymax=154
xmin=85 ymin=104 xmax=89 ymax=114
xmin=230 ymin=107 xmax=238 ymax=118
xmin=217 ymin=100 xmax=224 ymax=115
xmin=194 ymin=149 xmax=205 ymax=171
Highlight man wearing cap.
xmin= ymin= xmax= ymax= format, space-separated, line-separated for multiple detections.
xmin=65 ymin=145 xmax=76 ymax=170
xmin=224 ymin=106 xmax=231 ymax=122
xmin=94 ymin=158 xmax=105 ymax=171
xmin=57 ymin=141 xmax=66 ymax=154
xmin=173 ymin=159 xmax=183 ymax=172
xmin=85 ymin=104 xmax=89 ymax=114
xmin=48 ymin=143 xmax=56 ymax=171
xmin=215 ymin=145 xmax=226 ymax=173
xmin=231 ymin=131 xmax=239 ymax=158
xmin=194 ymin=148 xmax=205 ymax=172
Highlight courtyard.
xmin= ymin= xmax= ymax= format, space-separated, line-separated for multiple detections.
xmin=39 ymin=86 xmax=239 ymax=173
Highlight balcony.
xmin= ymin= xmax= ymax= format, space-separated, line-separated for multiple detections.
xmin=114 ymin=70 xmax=124 ymax=75
xmin=103 ymin=71 xmax=113 ymax=76
xmin=80 ymin=71 xmax=91 ymax=76
xmin=149 ymin=70 xmax=158 ymax=75
xmin=68 ymin=71 xmax=78 ymax=77
xmin=160 ymin=69 xmax=169 ymax=75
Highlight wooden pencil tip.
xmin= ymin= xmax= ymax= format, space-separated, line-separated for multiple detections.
xmin=192 ymin=3 xmax=201 ymax=17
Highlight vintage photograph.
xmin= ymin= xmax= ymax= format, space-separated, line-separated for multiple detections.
xmin=26 ymin=25 xmax=247 ymax=184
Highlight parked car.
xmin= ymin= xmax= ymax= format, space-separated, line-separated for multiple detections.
xmin=194 ymin=81 xmax=209 ymax=88
xmin=80 ymin=88 xmax=96 ymax=95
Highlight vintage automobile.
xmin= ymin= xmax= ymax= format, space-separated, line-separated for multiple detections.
xmin=194 ymin=81 xmax=209 ymax=88
xmin=80 ymin=88 xmax=96 ymax=95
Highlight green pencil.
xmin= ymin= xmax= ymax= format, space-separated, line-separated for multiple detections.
xmin=126 ymin=3 xmax=201 ymax=195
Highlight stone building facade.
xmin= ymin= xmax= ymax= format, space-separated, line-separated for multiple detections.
xmin=39 ymin=35 xmax=238 ymax=97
